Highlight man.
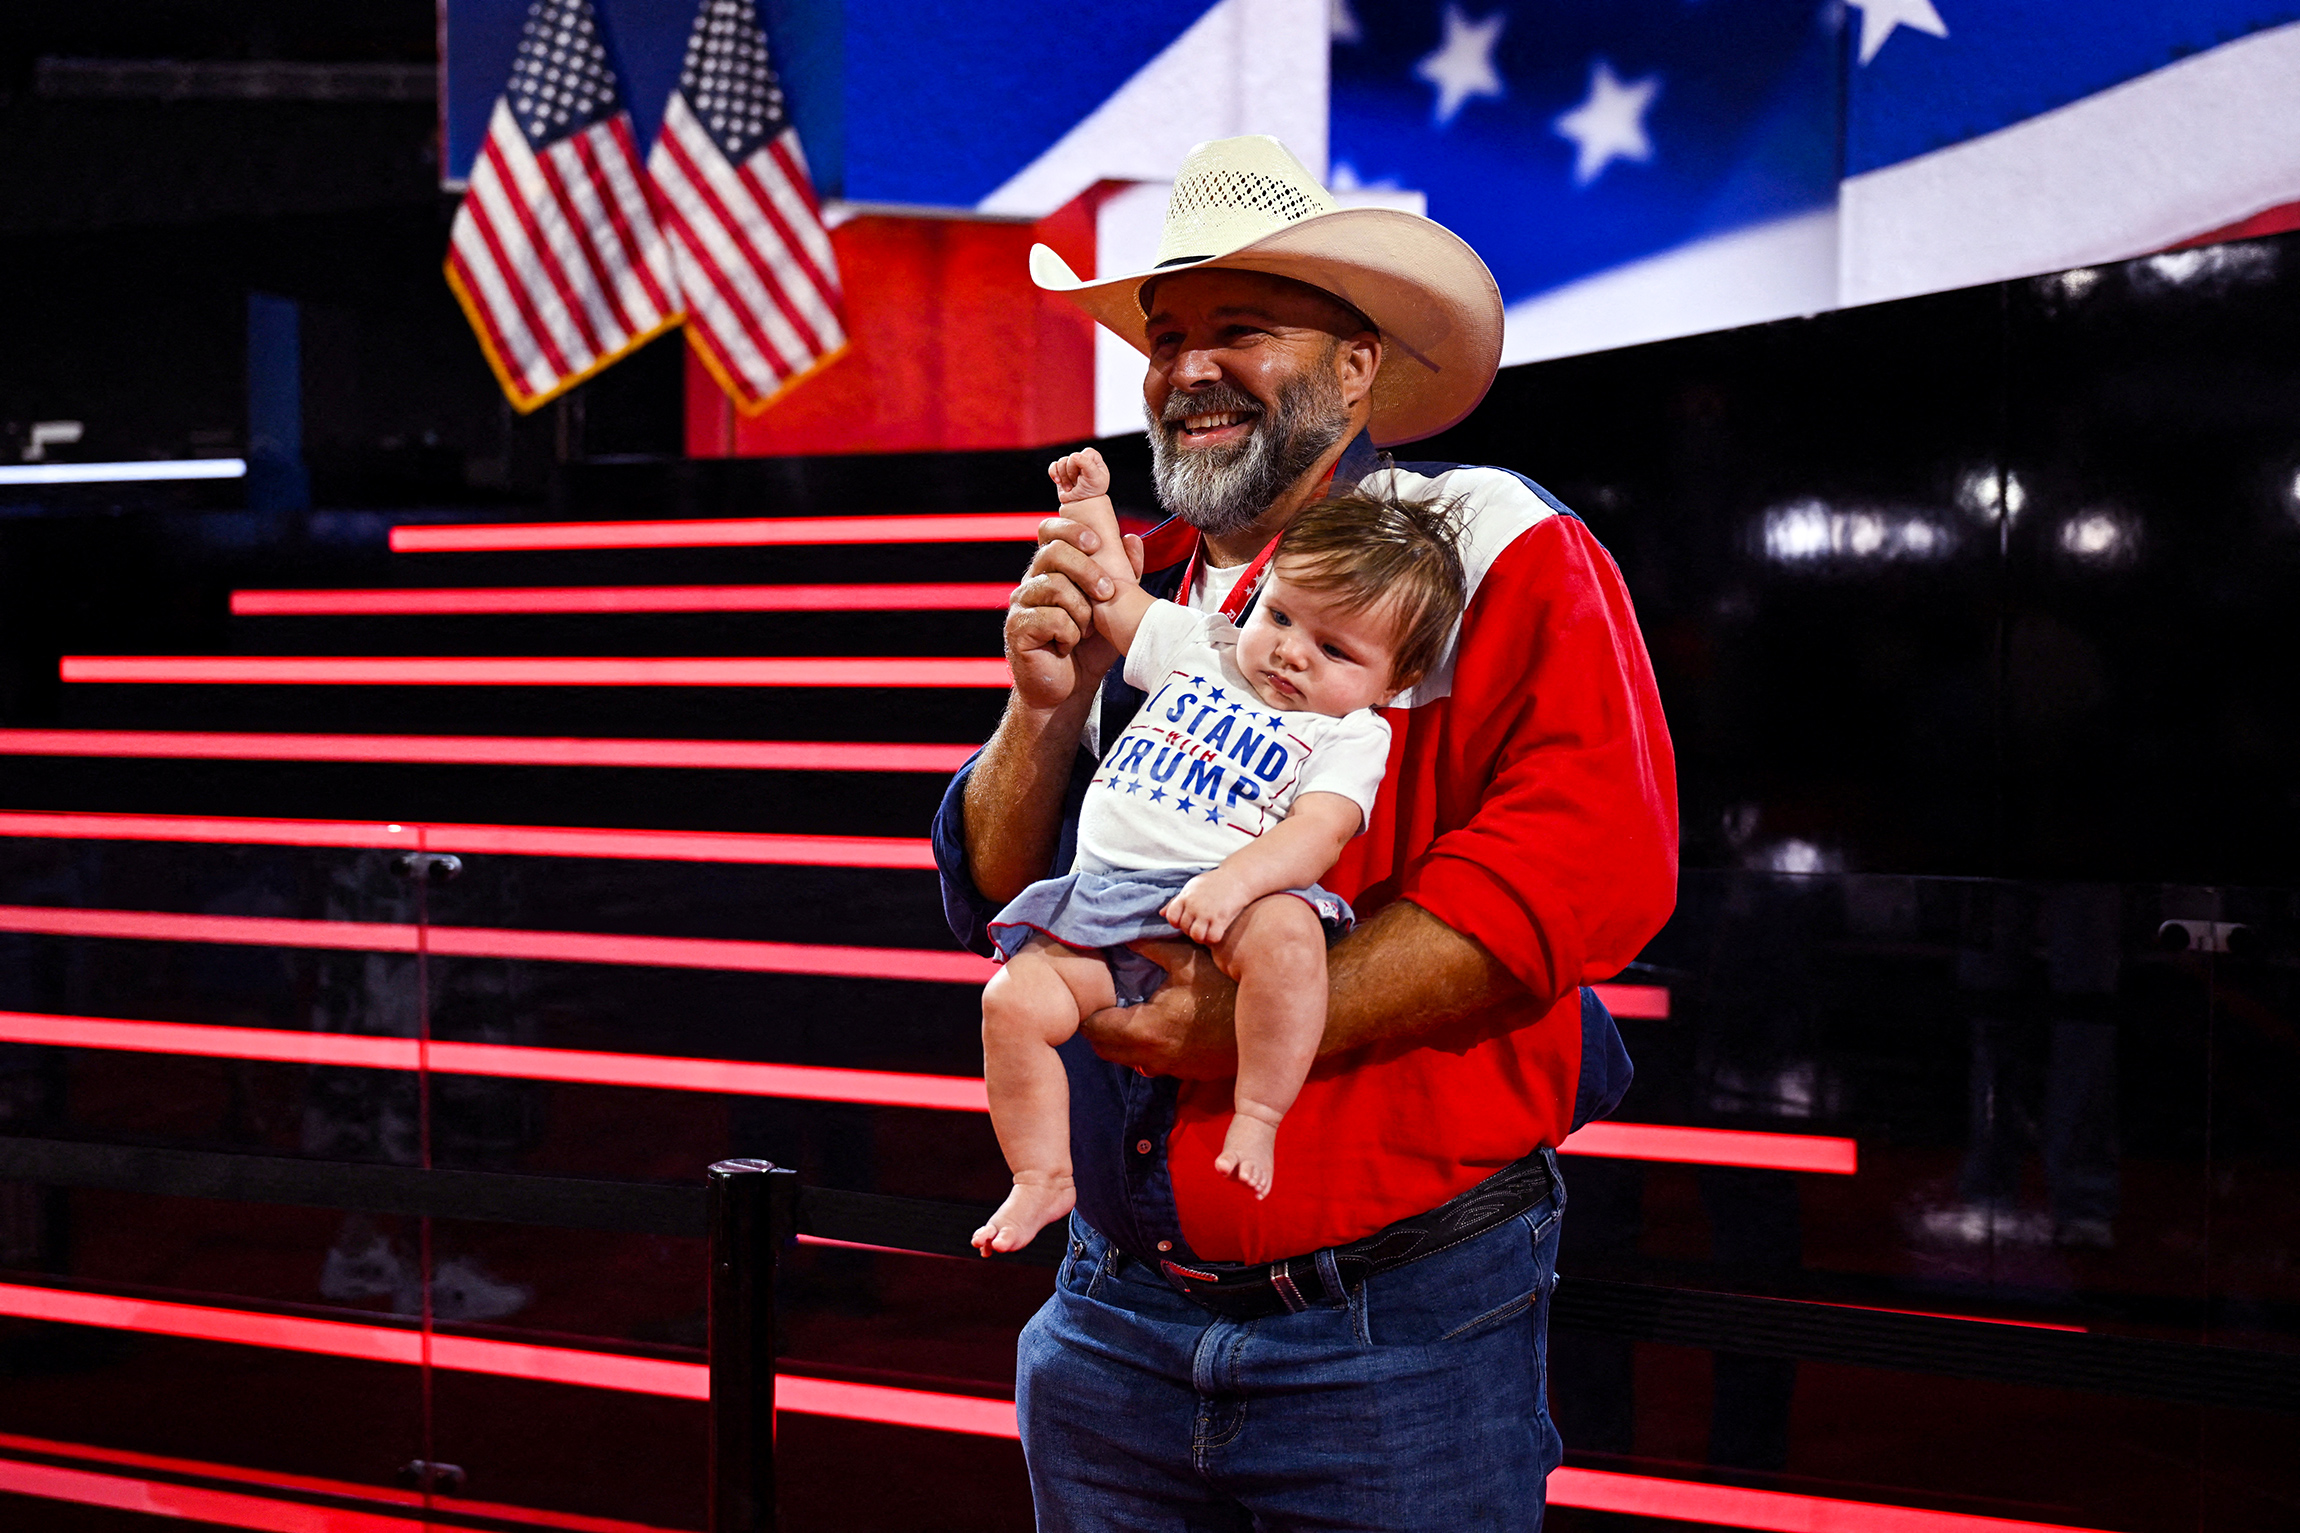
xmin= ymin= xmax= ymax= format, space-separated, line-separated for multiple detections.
xmin=933 ymin=136 xmax=1677 ymax=1530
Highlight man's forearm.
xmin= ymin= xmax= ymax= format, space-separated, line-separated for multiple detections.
xmin=1079 ymin=894 xmax=1532 ymax=1080
xmin=1320 ymin=899 xmax=1525 ymax=1057
xmin=963 ymin=689 xmax=1097 ymax=904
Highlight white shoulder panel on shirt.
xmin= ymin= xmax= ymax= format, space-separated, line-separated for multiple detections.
xmin=1359 ymin=463 xmax=1562 ymax=710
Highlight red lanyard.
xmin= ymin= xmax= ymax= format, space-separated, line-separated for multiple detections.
xmin=1178 ymin=531 xmax=1283 ymax=622
xmin=1176 ymin=464 xmax=1338 ymax=620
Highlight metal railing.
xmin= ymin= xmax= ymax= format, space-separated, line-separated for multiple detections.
xmin=0 ymin=1135 xmax=2290 ymax=1532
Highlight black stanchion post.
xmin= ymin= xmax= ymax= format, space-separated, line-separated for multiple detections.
xmin=709 ymin=1159 xmax=799 ymax=1533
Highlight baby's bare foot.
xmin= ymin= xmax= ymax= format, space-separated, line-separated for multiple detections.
xmin=970 ymin=1178 xmax=1076 ymax=1255
xmin=1214 ymin=1116 xmax=1278 ymax=1200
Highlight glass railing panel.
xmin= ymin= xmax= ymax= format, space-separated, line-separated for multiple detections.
xmin=414 ymin=842 xmax=1040 ymax=1530
xmin=0 ymin=831 xmax=428 ymax=1506
xmin=1548 ymin=868 xmax=2297 ymax=1531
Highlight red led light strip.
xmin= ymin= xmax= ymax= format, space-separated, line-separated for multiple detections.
xmin=0 ymin=1283 xmax=1033 ymax=1434
xmin=0 ymin=905 xmax=996 ymax=984
xmin=389 ymin=512 xmax=1043 ymax=553
xmin=232 ymin=583 xmax=1013 ymax=615
xmin=0 ymin=1008 xmax=1839 ymax=1171
xmin=0 ymin=728 xmax=975 ymax=772
xmin=0 ymin=1456 xmax=2117 ymax=1533
xmin=1599 ymin=983 xmax=1668 ymax=1019
xmin=1546 ymin=1466 xmax=2106 ymax=1533
xmin=1557 ymin=1120 xmax=1857 ymax=1175
xmin=0 ymin=1457 xmax=426 ymax=1533
xmin=0 ymin=1431 xmax=681 ymax=1533
xmin=0 ymin=809 xmax=935 ymax=869
xmin=0 ymin=1289 xmax=2110 ymax=1533
xmin=0 ymin=1011 xmax=993 ymax=1110
xmin=1804 ymin=1299 xmax=2086 ymax=1335
xmin=60 ymin=656 xmax=1013 ymax=688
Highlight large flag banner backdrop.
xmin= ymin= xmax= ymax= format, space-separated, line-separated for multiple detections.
xmin=441 ymin=0 xmax=2300 ymax=423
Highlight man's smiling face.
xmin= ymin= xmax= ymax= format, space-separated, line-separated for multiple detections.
xmin=1140 ymin=269 xmax=1378 ymax=538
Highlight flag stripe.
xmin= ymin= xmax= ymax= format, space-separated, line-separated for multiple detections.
xmin=657 ymin=121 xmax=822 ymax=367
xmin=737 ymin=153 xmax=843 ymax=334
xmin=463 ymin=163 xmax=580 ymax=383
xmin=446 ymin=246 xmax=547 ymax=402
xmin=658 ymin=202 xmax=788 ymax=390
xmin=551 ymin=134 xmax=666 ymax=331
xmin=666 ymin=108 xmax=835 ymax=354
xmin=495 ymin=127 xmax=626 ymax=353
xmin=765 ymin=133 xmax=828 ymax=227
xmin=481 ymin=135 xmax=609 ymax=364
xmin=532 ymin=140 xmax=643 ymax=339
xmin=651 ymin=162 xmax=798 ymax=388
xmin=598 ymin=117 xmax=681 ymax=317
xmin=450 ymin=118 xmax=561 ymax=395
xmin=726 ymin=136 xmax=840 ymax=319
xmin=762 ymin=133 xmax=840 ymax=281
xmin=450 ymin=217 xmax=558 ymax=398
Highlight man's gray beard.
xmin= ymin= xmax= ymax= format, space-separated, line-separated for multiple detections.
xmin=1146 ymin=366 xmax=1351 ymax=537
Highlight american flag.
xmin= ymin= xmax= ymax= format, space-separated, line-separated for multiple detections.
xmin=649 ymin=0 xmax=847 ymax=413
xmin=445 ymin=0 xmax=680 ymax=412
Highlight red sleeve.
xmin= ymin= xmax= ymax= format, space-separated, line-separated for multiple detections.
xmin=1395 ymin=514 xmax=1679 ymax=1005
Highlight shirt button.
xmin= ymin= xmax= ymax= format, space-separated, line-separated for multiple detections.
xmin=1136 ymin=1139 xmax=1153 ymax=1154
xmin=1157 ymin=1240 xmax=1173 ymax=1252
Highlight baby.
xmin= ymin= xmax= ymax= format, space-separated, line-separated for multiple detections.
xmin=971 ymin=446 xmax=1465 ymax=1255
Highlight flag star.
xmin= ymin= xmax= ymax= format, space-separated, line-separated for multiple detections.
xmin=1226 ymin=701 xmax=1243 ymax=712
xmin=1553 ymin=60 xmax=1661 ymax=187
xmin=1265 ymin=713 xmax=1285 ymax=728
xmin=1414 ymin=4 xmax=1506 ymax=128
xmin=1190 ymin=676 xmax=1206 ymax=685
xmin=1125 ymin=779 xmax=1141 ymax=794
xmin=1209 ymin=687 xmax=1227 ymax=702
xmin=1846 ymin=0 xmax=1948 ymax=66
xmin=1204 ymin=808 xmax=1221 ymax=823
xmin=1150 ymin=787 xmax=1167 ymax=803
xmin=1176 ymin=798 xmax=1196 ymax=814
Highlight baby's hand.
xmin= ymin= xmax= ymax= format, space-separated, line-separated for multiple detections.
xmin=1048 ymin=447 xmax=1112 ymax=504
xmin=1161 ymin=870 xmax=1251 ymax=947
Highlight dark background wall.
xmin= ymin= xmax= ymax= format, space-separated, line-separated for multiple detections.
xmin=1416 ymin=243 xmax=2300 ymax=888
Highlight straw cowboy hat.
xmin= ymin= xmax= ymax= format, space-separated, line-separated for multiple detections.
xmin=1030 ymin=135 xmax=1504 ymax=446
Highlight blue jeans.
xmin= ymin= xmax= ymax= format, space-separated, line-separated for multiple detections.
xmin=1015 ymin=1159 xmax=1567 ymax=1531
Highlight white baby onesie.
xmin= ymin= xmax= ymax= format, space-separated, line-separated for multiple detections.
xmin=1074 ymin=601 xmax=1393 ymax=877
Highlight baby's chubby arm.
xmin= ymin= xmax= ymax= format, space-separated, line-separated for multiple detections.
xmin=1160 ymin=792 xmax=1361 ymax=946
xmin=1048 ymin=448 xmax=1156 ymax=655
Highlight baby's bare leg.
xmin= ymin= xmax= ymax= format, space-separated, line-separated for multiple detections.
xmin=973 ymin=938 xmax=1118 ymax=1254
xmin=1211 ymin=894 xmax=1330 ymax=1199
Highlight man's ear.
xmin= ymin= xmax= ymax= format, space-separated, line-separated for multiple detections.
xmin=1335 ymin=332 xmax=1381 ymax=409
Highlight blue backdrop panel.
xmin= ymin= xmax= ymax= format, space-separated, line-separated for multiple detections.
xmin=442 ymin=0 xmax=1218 ymax=206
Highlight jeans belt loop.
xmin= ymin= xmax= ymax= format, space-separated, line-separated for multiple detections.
xmin=1314 ymin=1246 xmax=1346 ymax=1303
xmin=1539 ymin=1144 xmax=1566 ymax=1216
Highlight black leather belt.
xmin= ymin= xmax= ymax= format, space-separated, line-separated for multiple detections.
xmin=1156 ymin=1149 xmax=1557 ymax=1320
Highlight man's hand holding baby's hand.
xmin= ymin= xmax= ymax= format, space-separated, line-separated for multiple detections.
xmin=1048 ymin=447 xmax=1112 ymax=504
xmin=1161 ymin=872 xmax=1252 ymax=946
